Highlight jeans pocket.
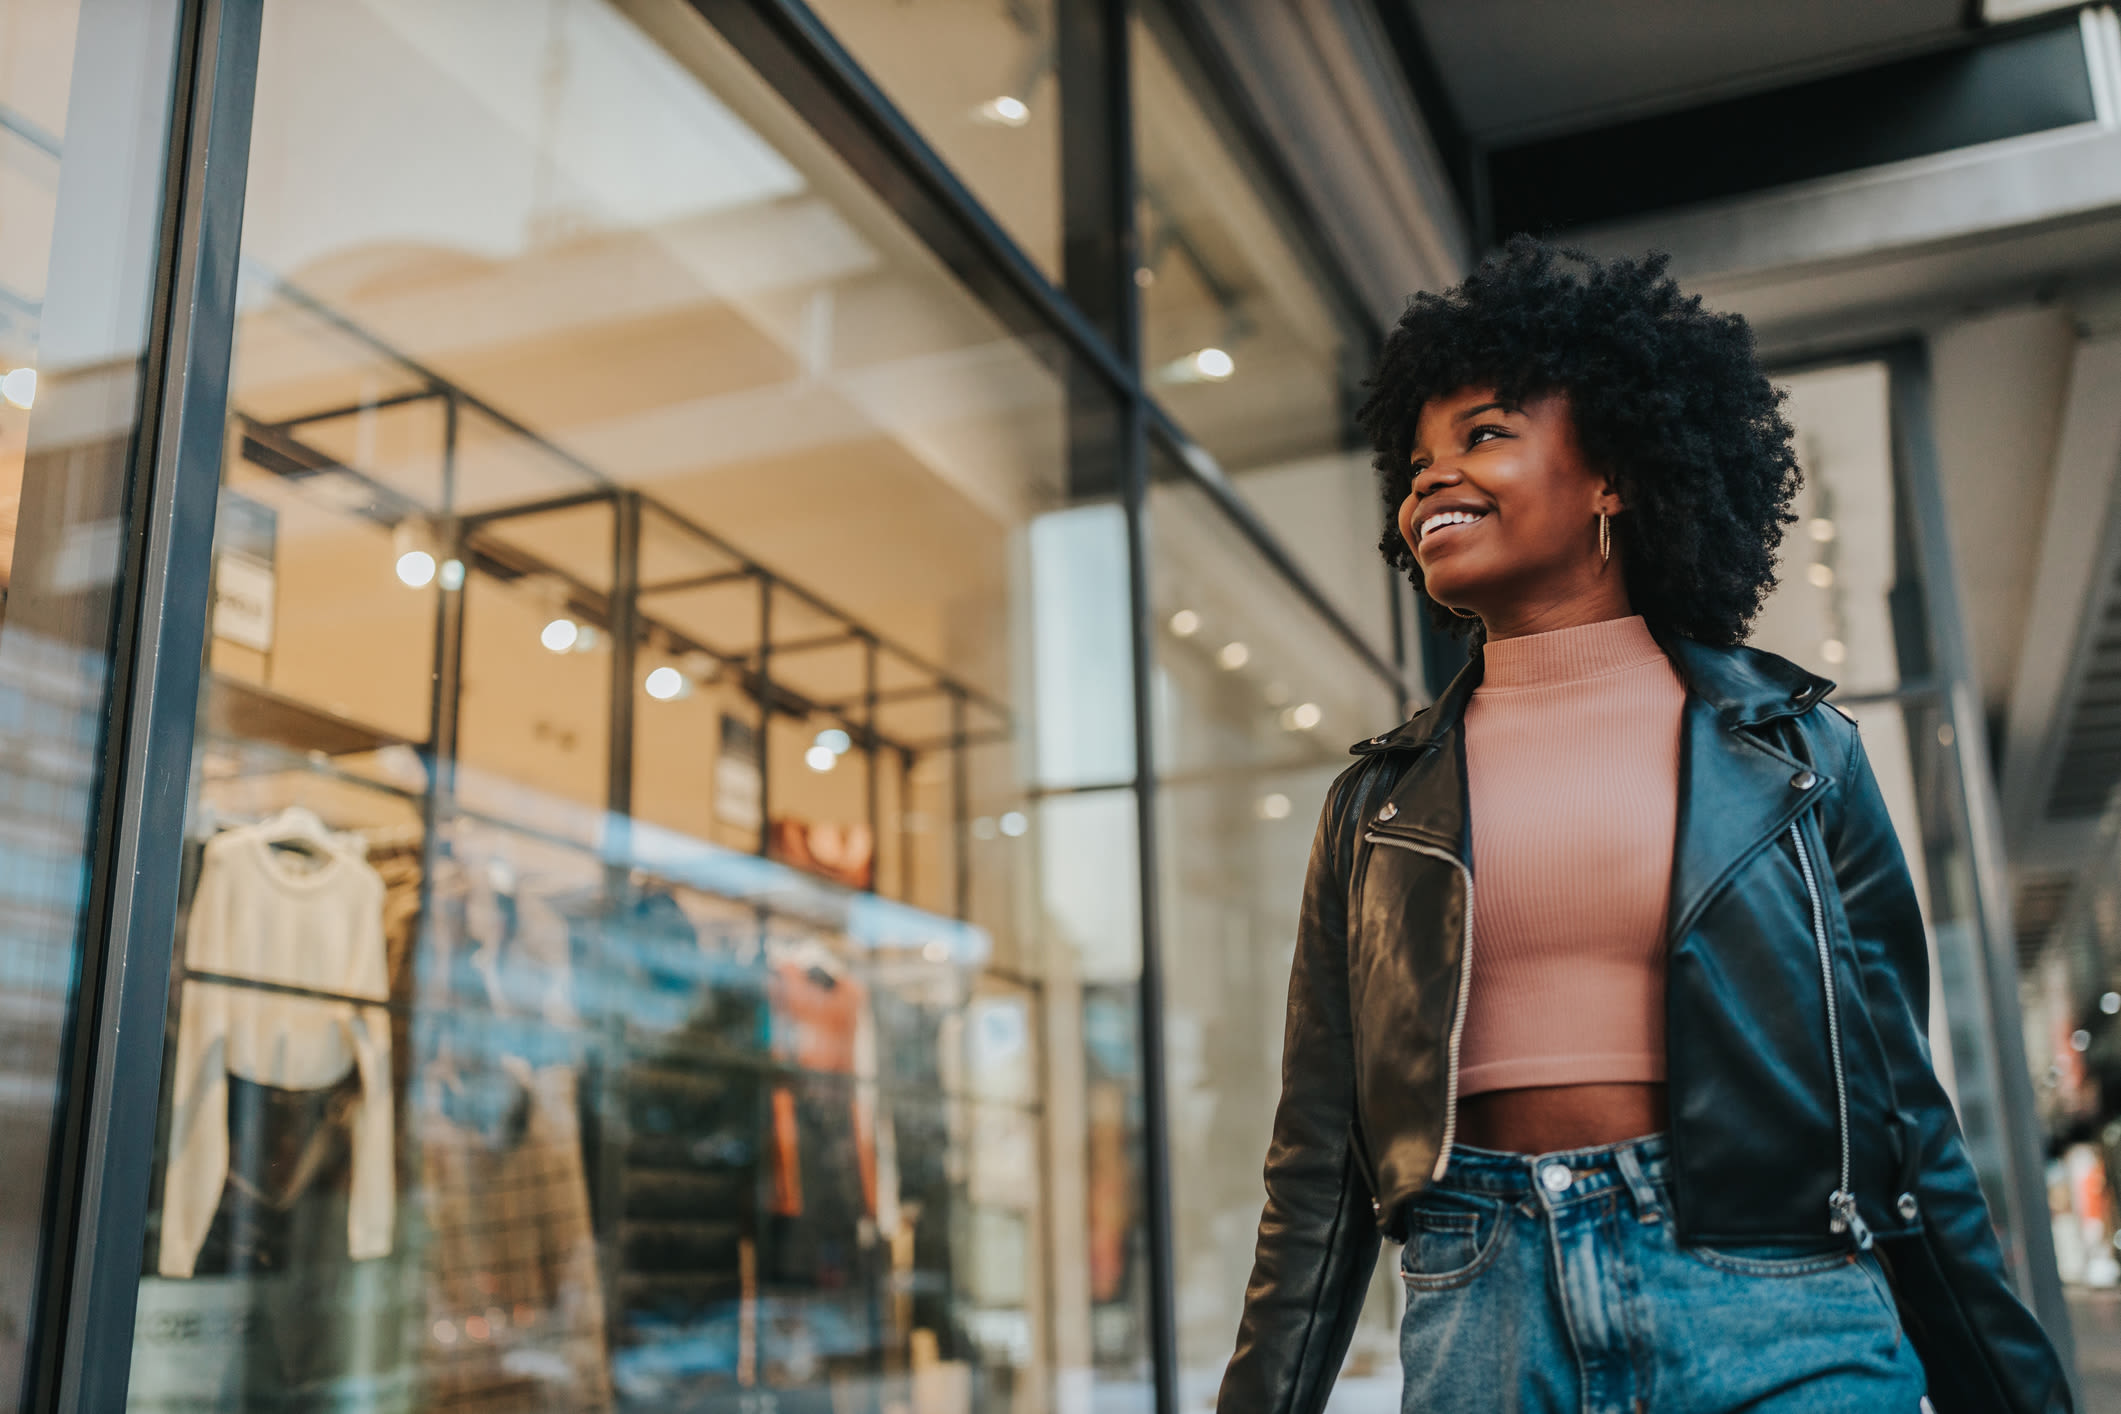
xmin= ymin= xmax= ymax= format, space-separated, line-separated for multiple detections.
xmin=1399 ymin=1194 xmax=1505 ymax=1290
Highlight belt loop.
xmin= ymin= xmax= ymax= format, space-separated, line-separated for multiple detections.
xmin=1615 ymin=1143 xmax=1661 ymax=1223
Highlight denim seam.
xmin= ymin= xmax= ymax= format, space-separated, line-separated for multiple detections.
xmin=1683 ymin=1247 xmax=1855 ymax=1278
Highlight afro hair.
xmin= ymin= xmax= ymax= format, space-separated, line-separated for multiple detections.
xmin=1358 ymin=236 xmax=1801 ymax=647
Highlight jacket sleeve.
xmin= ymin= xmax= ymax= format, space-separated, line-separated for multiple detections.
xmin=1218 ymin=769 xmax=1382 ymax=1414
xmin=1829 ymin=724 xmax=2072 ymax=1414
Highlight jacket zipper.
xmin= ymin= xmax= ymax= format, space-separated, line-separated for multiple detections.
xmin=1364 ymin=830 xmax=1473 ymax=1181
xmin=1789 ymin=819 xmax=1872 ymax=1250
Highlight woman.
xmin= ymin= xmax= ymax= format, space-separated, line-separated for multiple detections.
xmin=1219 ymin=240 xmax=2071 ymax=1414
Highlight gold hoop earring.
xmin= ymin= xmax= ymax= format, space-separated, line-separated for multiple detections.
xmin=1451 ymin=605 xmax=1480 ymax=621
xmin=1599 ymin=512 xmax=1611 ymax=566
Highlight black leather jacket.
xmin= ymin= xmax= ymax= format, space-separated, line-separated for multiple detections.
xmin=1220 ymin=636 xmax=2071 ymax=1414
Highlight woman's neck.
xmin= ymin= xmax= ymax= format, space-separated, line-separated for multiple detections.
xmin=1475 ymin=564 xmax=1634 ymax=642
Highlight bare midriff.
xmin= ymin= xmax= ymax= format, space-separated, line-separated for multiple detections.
xmin=1458 ymin=1083 xmax=1669 ymax=1155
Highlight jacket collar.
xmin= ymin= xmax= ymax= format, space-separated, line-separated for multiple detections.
xmin=1350 ymin=631 xmax=1838 ymax=937
xmin=1349 ymin=631 xmax=1836 ymax=758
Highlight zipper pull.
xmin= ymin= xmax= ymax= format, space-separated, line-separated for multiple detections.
xmin=1829 ymin=1190 xmax=1873 ymax=1250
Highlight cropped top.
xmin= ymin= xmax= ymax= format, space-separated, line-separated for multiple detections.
xmin=1458 ymin=614 xmax=1685 ymax=1096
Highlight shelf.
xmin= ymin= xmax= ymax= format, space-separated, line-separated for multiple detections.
xmin=204 ymin=673 xmax=418 ymax=759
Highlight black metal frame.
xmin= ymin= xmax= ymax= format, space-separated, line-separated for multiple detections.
xmin=27 ymin=3 xmax=263 ymax=1412
xmin=42 ymin=0 xmax=1417 ymax=1411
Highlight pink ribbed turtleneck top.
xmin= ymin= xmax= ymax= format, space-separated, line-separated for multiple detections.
xmin=1458 ymin=615 xmax=1685 ymax=1096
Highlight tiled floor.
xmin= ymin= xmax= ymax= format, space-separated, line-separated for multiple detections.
xmin=2073 ymin=1289 xmax=2121 ymax=1409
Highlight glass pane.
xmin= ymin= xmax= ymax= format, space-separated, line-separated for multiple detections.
xmin=0 ymin=2 xmax=182 ymax=1404
xmin=1131 ymin=14 xmax=1387 ymax=659
xmin=1146 ymin=463 xmax=1403 ymax=1407
xmin=127 ymin=6 xmax=1139 ymax=1414
xmin=804 ymin=0 xmax=1060 ymax=280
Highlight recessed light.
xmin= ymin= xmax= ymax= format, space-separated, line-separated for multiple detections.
xmin=541 ymin=618 xmax=580 ymax=654
xmin=975 ymin=95 xmax=1030 ymax=126
xmin=805 ymin=745 xmax=838 ymax=772
xmin=1 ymin=367 xmax=35 ymax=410
xmin=1218 ymin=641 xmax=1250 ymax=670
xmin=395 ymin=550 xmax=436 ymax=588
xmin=645 ymin=666 xmax=688 ymax=700
xmin=1168 ymin=609 xmax=1200 ymax=638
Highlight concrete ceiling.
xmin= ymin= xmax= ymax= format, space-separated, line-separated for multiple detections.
xmin=1403 ymin=0 xmax=1966 ymax=143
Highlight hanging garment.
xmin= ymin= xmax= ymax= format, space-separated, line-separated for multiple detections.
xmin=418 ymin=1063 xmax=612 ymax=1414
xmin=160 ymin=817 xmax=394 ymax=1279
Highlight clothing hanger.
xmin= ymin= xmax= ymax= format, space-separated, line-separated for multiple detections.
xmin=258 ymin=805 xmax=337 ymax=859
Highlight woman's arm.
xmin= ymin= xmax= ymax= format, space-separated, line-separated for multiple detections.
xmin=1830 ymin=724 xmax=2072 ymax=1414
xmin=1217 ymin=770 xmax=1383 ymax=1414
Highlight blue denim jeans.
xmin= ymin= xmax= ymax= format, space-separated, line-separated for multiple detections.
xmin=1397 ymin=1135 xmax=1929 ymax=1413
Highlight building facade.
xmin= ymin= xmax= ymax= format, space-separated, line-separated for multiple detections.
xmin=0 ymin=1 xmax=2109 ymax=1412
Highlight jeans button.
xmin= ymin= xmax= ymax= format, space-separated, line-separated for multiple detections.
xmin=1540 ymin=1162 xmax=1572 ymax=1193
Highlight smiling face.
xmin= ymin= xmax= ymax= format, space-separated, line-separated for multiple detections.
xmin=1396 ymin=387 xmax=1632 ymax=638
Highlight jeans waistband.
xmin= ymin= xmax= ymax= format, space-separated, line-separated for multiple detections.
xmin=1432 ymin=1132 xmax=1670 ymax=1213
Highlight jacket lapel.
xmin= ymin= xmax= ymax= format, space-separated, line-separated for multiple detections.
xmin=1662 ymin=637 xmax=1837 ymax=940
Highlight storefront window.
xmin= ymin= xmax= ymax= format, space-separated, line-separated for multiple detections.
xmin=804 ymin=0 xmax=1060 ymax=280
xmin=1129 ymin=13 xmax=1387 ymax=661
xmin=0 ymin=2 xmax=182 ymax=1405
xmin=1146 ymin=461 xmax=1404 ymax=1407
xmin=127 ymin=4 xmax=1140 ymax=1412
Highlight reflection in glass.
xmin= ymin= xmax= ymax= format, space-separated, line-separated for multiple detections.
xmin=804 ymin=0 xmax=1060 ymax=279
xmin=0 ymin=2 xmax=182 ymax=1407
xmin=1146 ymin=467 xmax=1403 ymax=1406
xmin=1131 ymin=14 xmax=1385 ymax=658
xmin=128 ymin=4 xmax=1138 ymax=1413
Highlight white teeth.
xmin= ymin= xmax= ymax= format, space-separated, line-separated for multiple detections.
xmin=1419 ymin=510 xmax=1485 ymax=542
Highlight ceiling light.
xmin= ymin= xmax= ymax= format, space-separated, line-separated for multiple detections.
xmin=438 ymin=558 xmax=466 ymax=591
xmin=999 ymin=811 xmax=1028 ymax=837
xmin=1809 ymin=518 xmax=1836 ymax=543
xmin=1134 ymin=266 xmax=1156 ymax=288
xmin=1155 ymin=348 xmax=1239 ymax=385
xmin=1168 ymin=608 xmax=1200 ymax=638
xmin=395 ymin=550 xmax=436 ymax=588
xmin=645 ymin=666 xmax=689 ymax=701
xmin=1820 ymin=638 xmax=1846 ymax=665
xmin=975 ymin=95 xmax=1030 ymax=126
xmin=1 ymin=367 xmax=35 ymax=409
xmin=1936 ymin=723 xmax=1955 ymax=747
xmin=1257 ymin=793 xmax=1291 ymax=821
xmin=1218 ymin=641 xmax=1250 ymax=670
xmin=541 ymin=618 xmax=580 ymax=654
xmin=805 ymin=745 xmax=838 ymax=773
xmin=815 ymin=727 xmax=852 ymax=755
xmin=1807 ymin=563 xmax=1835 ymax=588
xmin=1280 ymin=702 xmax=1322 ymax=732
xmin=2103 ymin=992 xmax=2120 ymax=1015
xmin=392 ymin=519 xmax=438 ymax=588
xmin=2073 ymin=1029 xmax=2092 ymax=1053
